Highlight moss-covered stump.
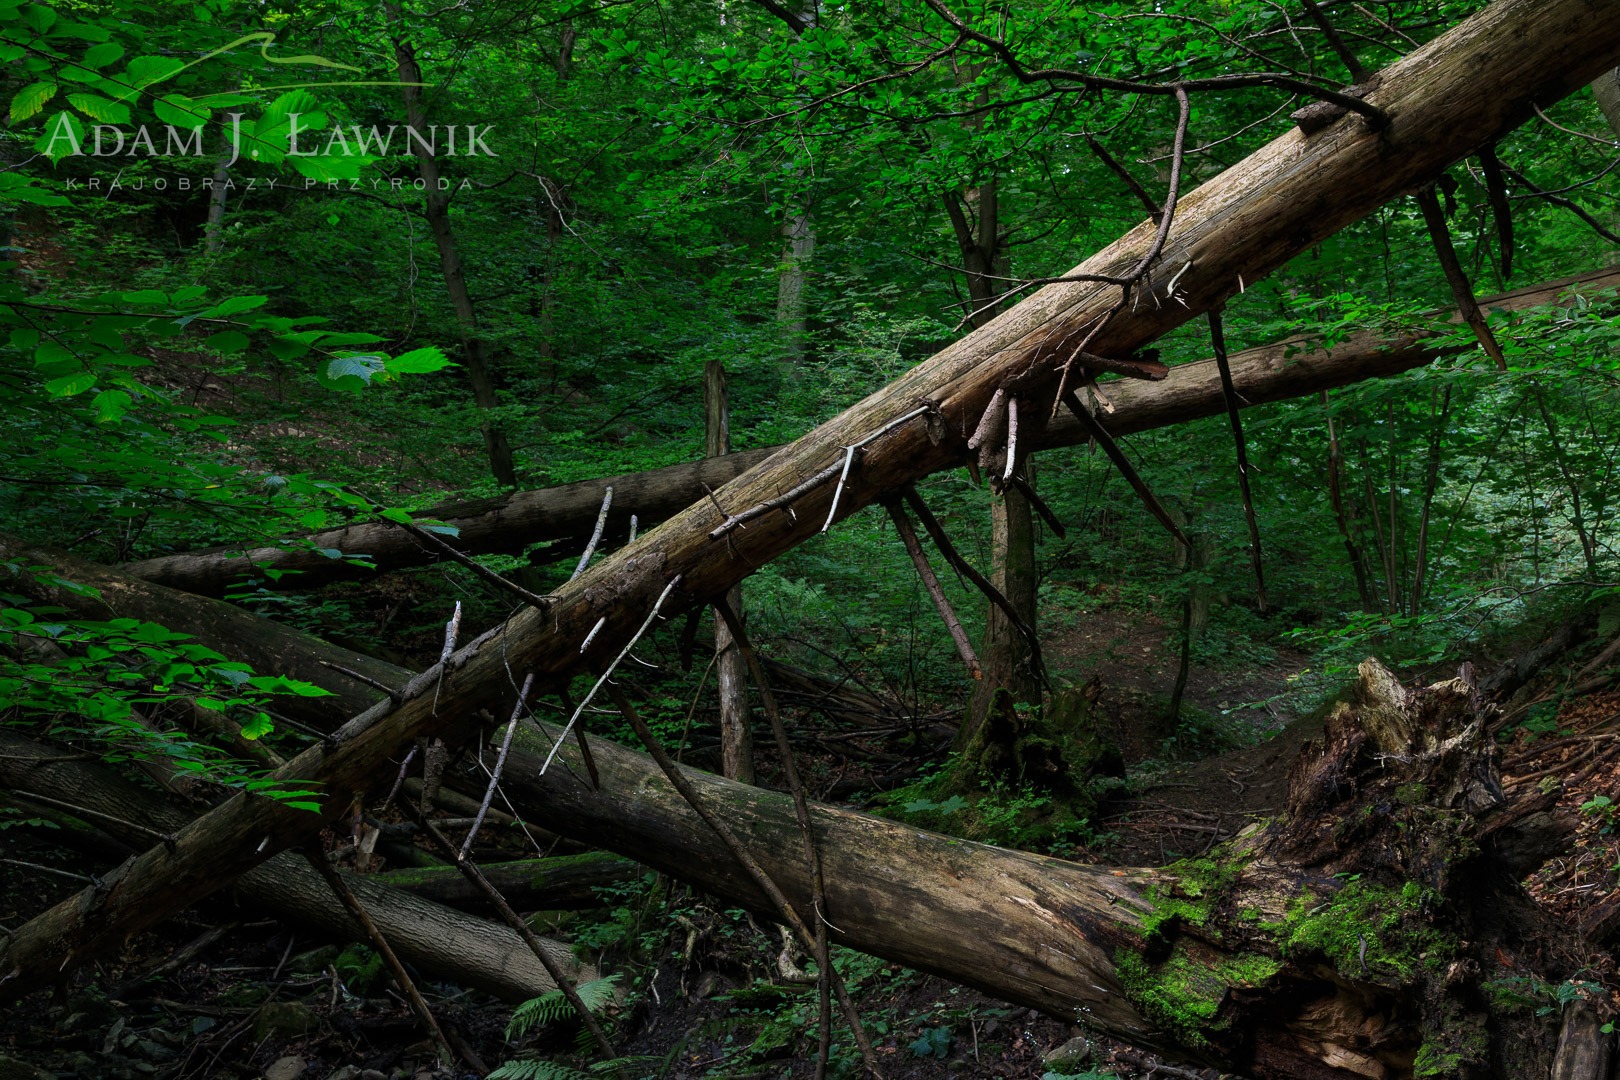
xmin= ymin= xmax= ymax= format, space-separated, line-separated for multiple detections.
xmin=1114 ymin=658 xmax=1595 ymax=1079
xmin=873 ymin=684 xmax=1125 ymax=846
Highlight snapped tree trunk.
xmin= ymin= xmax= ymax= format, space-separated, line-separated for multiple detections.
xmin=5 ymin=0 xmax=1618 ymax=1020
xmin=119 ymin=266 xmax=1620 ymax=598
xmin=0 ymin=730 xmax=592 ymax=1002
xmin=706 ymin=359 xmax=755 ymax=783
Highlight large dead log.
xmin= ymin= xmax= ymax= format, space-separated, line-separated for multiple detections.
xmin=484 ymin=662 xmax=1578 ymax=1080
xmin=3 ymin=0 xmax=1617 ymax=1057
xmin=0 ymin=730 xmax=592 ymax=1002
xmin=121 ymin=268 xmax=1620 ymax=597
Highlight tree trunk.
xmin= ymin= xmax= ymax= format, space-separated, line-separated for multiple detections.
xmin=5 ymin=0 xmax=1616 ymax=1011
xmin=1323 ymin=391 xmax=1379 ymax=611
xmin=120 ymin=266 xmax=1620 ymax=598
xmin=707 ymin=360 xmax=754 ymax=783
xmin=945 ymin=168 xmax=1045 ymax=750
xmin=774 ymin=1 xmax=818 ymax=370
xmin=0 ymin=730 xmax=592 ymax=1002
xmin=372 ymin=851 xmax=639 ymax=912
xmin=387 ymin=2 xmax=516 ymax=487
xmin=203 ymin=154 xmax=230 ymax=254
xmin=961 ymin=481 xmax=1039 ymax=750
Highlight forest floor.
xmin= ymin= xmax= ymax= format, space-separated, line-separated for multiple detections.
xmin=2 ymin=600 xmax=1616 ymax=1080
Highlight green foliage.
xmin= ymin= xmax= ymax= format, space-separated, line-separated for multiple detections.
xmin=0 ymin=567 xmax=325 ymax=806
xmin=332 ymin=944 xmax=386 ymax=995
xmin=908 ymin=1025 xmax=952 ymax=1058
xmin=505 ymin=975 xmax=622 ymax=1041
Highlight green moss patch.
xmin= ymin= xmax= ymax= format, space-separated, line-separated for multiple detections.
xmin=1115 ymin=942 xmax=1282 ymax=1053
xmin=1273 ymin=879 xmax=1455 ymax=983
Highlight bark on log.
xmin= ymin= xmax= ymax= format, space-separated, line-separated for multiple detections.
xmin=4 ymin=0 xmax=1617 ymax=1044
xmin=0 ymin=730 xmax=593 ymax=1002
xmin=372 ymin=852 xmax=641 ymax=911
xmin=119 ymin=269 xmax=1620 ymax=598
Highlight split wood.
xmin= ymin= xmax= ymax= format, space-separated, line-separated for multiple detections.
xmin=1209 ymin=308 xmax=1268 ymax=612
xmin=900 ymin=486 xmax=1048 ymax=690
xmin=1060 ymin=391 xmax=1190 ymax=549
xmin=1414 ymin=184 xmax=1509 ymax=371
xmin=541 ymin=575 xmax=681 ymax=776
xmin=462 ymin=672 xmax=533 ymax=859
xmin=572 ymin=486 xmax=613 ymax=580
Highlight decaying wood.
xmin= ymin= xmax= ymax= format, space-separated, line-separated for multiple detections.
xmin=0 ymin=730 xmax=592 ymax=1002
xmin=5 ymin=5 xmax=1619 ymax=1064
xmin=120 ymin=266 xmax=1620 ymax=598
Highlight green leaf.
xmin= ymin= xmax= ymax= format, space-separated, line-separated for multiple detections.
xmin=66 ymin=92 xmax=128 ymax=124
xmin=154 ymin=93 xmax=209 ymax=129
xmin=82 ymin=41 xmax=123 ymax=69
xmin=0 ymin=173 xmax=66 ymax=205
xmin=122 ymin=54 xmax=185 ymax=91
xmin=205 ymin=330 xmax=249 ymax=354
xmin=199 ymin=295 xmax=267 ymax=318
xmin=239 ymin=712 xmax=274 ymax=740
xmin=34 ymin=110 xmax=86 ymax=161
xmin=10 ymin=81 xmax=56 ymax=122
xmin=387 ymin=346 xmax=452 ymax=374
xmin=94 ymin=389 xmax=132 ymax=422
xmin=43 ymin=371 xmax=96 ymax=397
xmin=20 ymin=3 xmax=54 ymax=33
xmin=317 ymin=354 xmax=385 ymax=393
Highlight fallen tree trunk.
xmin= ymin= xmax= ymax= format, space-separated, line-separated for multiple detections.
xmin=485 ymin=663 xmax=1580 ymax=1079
xmin=4 ymin=1 xmax=1617 ymax=1061
xmin=122 ymin=268 xmax=1620 ymax=597
xmin=0 ymin=730 xmax=592 ymax=1002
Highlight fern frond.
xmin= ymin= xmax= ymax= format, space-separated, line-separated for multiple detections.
xmin=487 ymin=1058 xmax=595 ymax=1080
xmin=506 ymin=974 xmax=623 ymax=1041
